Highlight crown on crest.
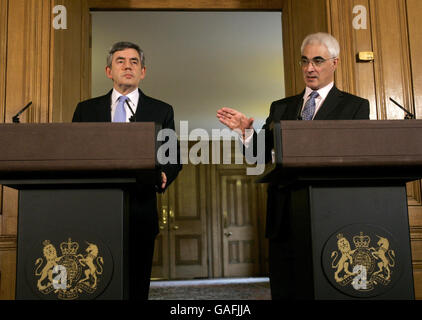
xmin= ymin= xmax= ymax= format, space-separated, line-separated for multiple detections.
xmin=60 ymin=238 xmax=79 ymax=255
xmin=353 ymin=232 xmax=370 ymax=248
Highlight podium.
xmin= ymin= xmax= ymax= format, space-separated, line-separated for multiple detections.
xmin=0 ymin=123 xmax=160 ymax=300
xmin=260 ymin=120 xmax=422 ymax=299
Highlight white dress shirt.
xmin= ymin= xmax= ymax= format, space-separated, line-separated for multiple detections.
xmin=111 ymin=88 xmax=139 ymax=122
xmin=301 ymin=82 xmax=334 ymax=119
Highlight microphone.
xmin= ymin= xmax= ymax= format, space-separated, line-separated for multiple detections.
xmin=12 ymin=101 xmax=32 ymax=123
xmin=126 ymin=100 xmax=136 ymax=122
xmin=389 ymin=97 xmax=415 ymax=119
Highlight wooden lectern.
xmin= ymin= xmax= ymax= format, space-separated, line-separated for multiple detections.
xmin=260 ymin=120 xmax=422 ymax=299
xmin=0 ymin=123 xmax=160 ymax=300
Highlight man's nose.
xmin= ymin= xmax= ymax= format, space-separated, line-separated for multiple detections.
xmin=305 ymin=62 xmax=316 ymax=72
xmin=123 ymin=61 xmax=132 ymax=69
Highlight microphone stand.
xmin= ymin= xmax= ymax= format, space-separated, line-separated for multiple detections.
xmin=12 ymin=101 xmax=32 ymax=123
xmin=389 ymin=97 xmax=415 ymax=119
xmin=126 ymin=100 xmax=136 ymax=122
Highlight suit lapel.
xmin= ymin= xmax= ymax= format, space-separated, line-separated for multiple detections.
xmin=284 ymin=92 xmax=304 ymax=120
xmin=135 ymin=89 xmax=149 ymax=121
xmin=97 ymin=90 xmax=112 ymax=122
xmin=313 ymin=86 xmax=343 ymax=120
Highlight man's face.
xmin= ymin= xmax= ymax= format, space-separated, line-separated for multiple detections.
xmin=302 ymin=43 xmax=338 ymax=90
xmin=106 ymin=48 xmax=146 ymax=91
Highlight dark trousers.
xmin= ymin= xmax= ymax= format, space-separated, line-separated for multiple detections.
xmin=128 ymin=189 xmax=158 ymax=300
xmin=129 ymin=232 xmax=156 ymax=300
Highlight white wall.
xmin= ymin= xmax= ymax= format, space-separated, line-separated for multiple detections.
xmin=92 ymin=11 xmax=284 ymax=136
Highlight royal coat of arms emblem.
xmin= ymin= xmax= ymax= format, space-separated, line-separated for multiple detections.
xmin=33 ymin=238 xmax=105 ymax=300
xmin=331 ymin=232 xmax=395 ymax=290
xmin=322 ymin=225 xmax=401 ymax=298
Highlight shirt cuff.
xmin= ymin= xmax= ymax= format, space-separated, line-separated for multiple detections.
xmin=239 ymin=129 xmax=254 ymax=148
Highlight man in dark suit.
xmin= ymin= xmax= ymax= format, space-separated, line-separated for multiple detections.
xmin=217 ymin=32 xmax=369 ymax=299
xmin=73 ymin=41 xmax=182 ymax=300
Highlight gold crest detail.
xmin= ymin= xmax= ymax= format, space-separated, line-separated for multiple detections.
xmin=34 ymin=238 xmax=104 ymax=300
xmin=330 ymin=232 xmax=396 ymax=291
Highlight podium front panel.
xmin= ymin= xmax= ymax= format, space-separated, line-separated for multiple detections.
xmin=290 ymin=182 xmax=414 ymax=299
xmin=15 ymin=188 xmax=129 ymax=300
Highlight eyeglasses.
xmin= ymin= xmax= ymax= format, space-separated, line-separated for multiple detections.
xmin=299 ymin=56 xmax=336 ymax=67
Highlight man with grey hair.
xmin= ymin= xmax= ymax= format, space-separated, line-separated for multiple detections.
xmin=217 ymin=32 xmax=369 ymax=299
xmin=73 ymin=41 xmax=182 ymax=300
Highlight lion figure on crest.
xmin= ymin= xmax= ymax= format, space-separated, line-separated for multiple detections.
xmin=35 ymin=241 xmax=61 ymax=291
xmin=331 ymin=235 xmax=356 ymax=282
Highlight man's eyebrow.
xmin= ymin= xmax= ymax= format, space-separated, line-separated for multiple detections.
xmin=115 ymin=56 xmax=139 ymax=61
xmin=301 ymin=55 xmax=325 ymax=59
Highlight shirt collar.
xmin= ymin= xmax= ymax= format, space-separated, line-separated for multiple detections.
xmin=304 ymin=82 xmax=334 ymax=101
xmin=112 ymin=87 xmax=139 ymax=104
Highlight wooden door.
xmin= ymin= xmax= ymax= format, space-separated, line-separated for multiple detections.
xmin=152 ymin=163 xmax=209 ymax=279
xmin=151 ymin=192 xmax=171 ymax=279
xmin=219 ymin=172 xmax=261 ymax=277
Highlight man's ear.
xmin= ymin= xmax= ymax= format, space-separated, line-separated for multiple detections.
xmin=140 ymin=66 xmax=146 ymax=80
xmin=105 ymin=66 xmax=113 ymax=80
xmin=332 ymin=57 xmax=339 ymax=71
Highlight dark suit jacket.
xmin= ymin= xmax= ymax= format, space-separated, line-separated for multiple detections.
xmin=256 ymin=85 xmax=370 ymax=240
xmin=72 ymin=89 xmax=182 ymax=236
